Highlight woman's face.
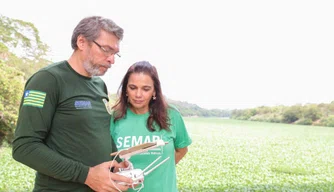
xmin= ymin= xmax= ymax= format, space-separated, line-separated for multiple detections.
xmin=126 ymin=72 xmax=156 ymax=114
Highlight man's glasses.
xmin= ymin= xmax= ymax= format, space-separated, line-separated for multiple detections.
xmin=93 ymin=40 xmax=121 ymax=58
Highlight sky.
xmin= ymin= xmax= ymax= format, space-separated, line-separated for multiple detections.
xmin=1 ymin=0 xmax=333 ymax=110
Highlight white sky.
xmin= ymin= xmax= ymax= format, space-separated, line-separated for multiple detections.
xmin=1 ymin=0 xmax=333 ymax=110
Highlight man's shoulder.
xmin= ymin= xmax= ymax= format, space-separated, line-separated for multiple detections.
xmin=36 ymin=60 xmax=75 ymax=80
xmin=91 ymin=76 xmax=104 ymax=83
xmin=24 ymin=61 xmax=70 ymax=86
xmin=25 ymin=61 xmax=67 ymax=82
xmin=40 ymin=60 xmax=68 ymax=73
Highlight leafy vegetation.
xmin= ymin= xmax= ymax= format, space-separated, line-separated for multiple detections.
xmin=0 ymin=61 xmax=24 ymax=144
xmin=2 ymin=119 xmax=334 ymax=191
xmin=231 ymin=102 xmax=334 ymax=127
xmin=0 ymin=15 xmax=50 ymax=146
xmin=177 ymin=118 xmax=334 ymax=191
xmin=0 ymin=14 xmax=50 ymax=79
xmin=0 ymin=145 xmax=35 ymax=191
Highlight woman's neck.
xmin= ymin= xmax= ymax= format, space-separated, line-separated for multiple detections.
xmin=129 ymin=106 xmax=149 ymax=114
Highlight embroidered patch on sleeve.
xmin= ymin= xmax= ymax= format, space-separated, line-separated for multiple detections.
xmin=23 ymin=90 xmax=47 ymax=108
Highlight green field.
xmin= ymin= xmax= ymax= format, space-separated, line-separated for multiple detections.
xmin=178 ymin=118 xmax=334 ymax=191
xmin=1 ymin=118 xmax=334 ymax=191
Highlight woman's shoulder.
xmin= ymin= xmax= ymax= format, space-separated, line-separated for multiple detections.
xmin=167 ymin=104 xmax=182 ymax=117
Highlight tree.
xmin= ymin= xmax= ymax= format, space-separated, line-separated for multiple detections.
xmin=0 ymin=14 xmax=50 ymax=79
xmin=281 ymin=105 xmax=303 ymax=123
xmin=0 ymin=60 xmax=24 ymax=144
xmin=304 ymin=104 xmax=322 ymax=121
xmin=0 ymin=15 xmax=50 ymax=146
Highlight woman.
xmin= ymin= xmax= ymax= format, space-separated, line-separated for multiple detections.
xmin=110 ymin=61 xmax=192 ymax=192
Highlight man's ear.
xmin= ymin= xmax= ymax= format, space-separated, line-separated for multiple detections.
xmin=77 ymin=35 xmax=87 ymax=50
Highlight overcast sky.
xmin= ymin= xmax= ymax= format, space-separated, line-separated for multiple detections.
xmin=1 ymin=0 xmax=333 ymax=110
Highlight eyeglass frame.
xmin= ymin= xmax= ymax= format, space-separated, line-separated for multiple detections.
xmin=92 ymin=40 xmax=121 ymax=58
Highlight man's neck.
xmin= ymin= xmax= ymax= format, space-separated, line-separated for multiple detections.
xmin=67 ymin=51 xmax=91 ymax=77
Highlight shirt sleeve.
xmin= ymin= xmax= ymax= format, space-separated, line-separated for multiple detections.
xmin=169 ymin=107 xmax=192 ymax=149
xmin=110 ymin=115 xmax=122 ymax=163
xmin=12 ymin=70 xmax=89 ymax=184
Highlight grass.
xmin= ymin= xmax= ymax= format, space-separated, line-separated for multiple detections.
xmin=177 ymin=118 xmax=334 ymax=191
xmin=1 ymin=118 xmax=334 ymax=191
xmin=0 ymin=146 xmax=35 ymax=191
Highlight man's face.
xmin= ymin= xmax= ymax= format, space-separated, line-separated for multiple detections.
xmin=83 ymin=30 xmax=120 ymax=76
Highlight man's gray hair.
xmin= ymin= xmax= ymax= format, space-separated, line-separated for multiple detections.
xmin=71 ymin=16 xmax=124 ymax=49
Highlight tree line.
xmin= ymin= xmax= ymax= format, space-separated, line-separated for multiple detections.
xmin=230 ymin=102 xmax=334 ymax=127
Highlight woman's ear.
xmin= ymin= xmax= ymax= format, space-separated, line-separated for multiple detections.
xmin=152 ymin=92 xmax=156 ymax=100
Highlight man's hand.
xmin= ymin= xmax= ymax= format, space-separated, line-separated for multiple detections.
xmin=85 ymin=161 xmax=133 ymax=192
xmin=113 ymin=159 xmax=133 ymax=172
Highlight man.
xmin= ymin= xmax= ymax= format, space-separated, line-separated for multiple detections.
xmin=12 ymin=16 xmax=132 ymax=192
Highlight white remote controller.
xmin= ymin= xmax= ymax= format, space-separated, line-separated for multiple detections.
xmin=115 ymin=156 xmax=170 ymax=186
xmin=111 ymin=140 xmax=170 ymax=187
xmin=116 ymin=169 xmax=144 ymax=185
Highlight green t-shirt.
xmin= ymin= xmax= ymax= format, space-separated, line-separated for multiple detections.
xmin=12 ymin=61 xmax=115 ymax=192
xmin=110 ymin=107 xmax=192 ymax=192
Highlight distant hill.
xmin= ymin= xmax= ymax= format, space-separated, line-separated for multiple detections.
xmin=108 ymin=94 xmax=230 ymax=117
xmin=166 ymin=98 xmax=230 ymax=117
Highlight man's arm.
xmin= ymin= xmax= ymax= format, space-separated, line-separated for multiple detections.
xmin=12 ymin=71 xmax=90 ymax=183
xmin=12 ymin=71 xmax=133 ymax=191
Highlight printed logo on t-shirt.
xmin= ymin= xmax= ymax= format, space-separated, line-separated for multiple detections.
xmin=74 ymin=100 xmax=92 ymax=109
xmin=116 ymin=135 xmax=164 ymax=155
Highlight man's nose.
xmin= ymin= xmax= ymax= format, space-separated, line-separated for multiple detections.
xmin=106 ymin=54 xmax=115 ymax=64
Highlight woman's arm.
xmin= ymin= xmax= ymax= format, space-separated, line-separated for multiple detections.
xmin=175 ymin=147 xmax=188 ymax=164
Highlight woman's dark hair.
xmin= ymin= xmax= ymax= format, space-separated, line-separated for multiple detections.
xmin=112 ymin=61 xmax=170 ymax=131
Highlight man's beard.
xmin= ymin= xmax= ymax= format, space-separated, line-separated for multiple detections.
xmin=83 ymin=60 xmax=107 ymax=76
